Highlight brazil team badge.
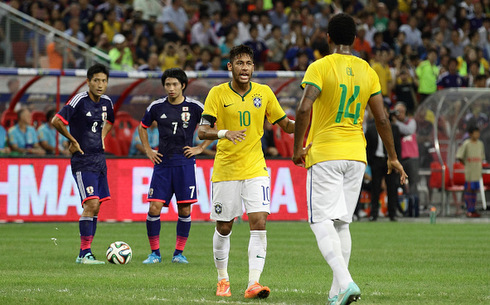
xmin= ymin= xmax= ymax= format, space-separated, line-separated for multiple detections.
xmin=252 ymin=94 xmax=262 ymax=108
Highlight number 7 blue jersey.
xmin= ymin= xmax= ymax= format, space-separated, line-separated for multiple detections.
xmin=141 ymin=96 xmax=204 ymax=167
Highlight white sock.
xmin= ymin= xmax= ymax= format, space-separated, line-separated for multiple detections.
xmin=329 ymin=221 xmax=352 ymax=298
xmin=213 ymin=229 xmax=231 ymax=281
xmin=310 ymin=220 xmax=353 ymax=293
xmin=248 ymin=230 xmax=267 ymax=287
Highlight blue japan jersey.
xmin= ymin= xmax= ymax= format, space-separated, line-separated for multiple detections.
xmin=141 ymin=96 xmax=204 ymax=167
xmin=57 ymin=92 xmax=115 ymax=173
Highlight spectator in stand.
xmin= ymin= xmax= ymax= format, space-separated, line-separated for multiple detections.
xmin=416 ymin=48 xmax=439 ymax=103
xmin=447 ymin=29 xmax=465 ymax=59
xmin=46 ymin=36 xmax=76 ymax=69
xmin=268 ymin=1 xmax=288 ymax=30
xmin=237 ymin=11 xmax=252 ymax=44
xmin=109 ymin=33 xmax=134 ymax=71
xmin=266 ymin=25 xmax=287 ymax=69
xmin=102 ymin=9 xmax=121 ymax=43
xmin=244 ymin=25 xmax=268 ymax=70
xmin=133 ymin=0 xmax=164 ymax=22
xmin=399 ymin=16 xmax=422 ymax=50
xmin=159 ymin=42 xmax=185 ymax=71
xmin=78 ymin=0 xmax=95 ymax=35
xmin=218 ymin=25 xmax=238 ymax=70
xmin=8 ymin=108 xmax=45 ymax=156
xmin=97 ymin=0 xmax=124 ymax=21
xmin=203 ymin=0 xmax=223 ymax=16
xmin=456 ymin=125 xmax=486 ymax=218
xmin=394 ymin=67 xmax=418 ymax=114
xmin=392 ymin=102 xmax=420 ymax=217
xmin=190 ymin=13 xmax=220 ymax=48
xmin=86 ymin=22 xmax=104 ymax=47
xmin=291 ymin=50 xmax=310 ymax=71
xmin=432 ymin=15 xmax=452 ymax=46
xmin=282 ymin=36 xmax=314 ymax=71
xmin=474 ymin=74 xmax=488 ymax=87
xmin=314 ymin=4 xmax=331 ymax=30
xmin=256 ymin=12 xmax=272 ymax=41
xmin=353 ymin=24 xmax=372 ymax=60
xmin=417 ymin=31 xmax=433 ymax=60
xmin=158 ymin=0 xmax=189 ymax=44
xmin=438 ymin=58 xmax=467 ymax=88
xmin=374 ymin=2 xmax=389 ymax=33
xmin=261 ymin=120 xmax=279 ymax=157
xmin=371 ymin=31 xmax=391 ymax=57
xmin=210 ymin=54 xmax=222 ymax=71
xmin=371 ymin=49 xmax=393 ymax=105
xmin=195 ymin=48 xmax=213 ymax=71
xmin=38 ymin=109 xmax=70 ymax=155
xmin=364 ymin=12 xmax=377 ymax=47
xmin=139 ymin=53 xmax=161 ymax=72
xmin=383 ymin=19 xmax=400 ymax=50
xmin=135 ymin=35 xmax=151 ymax=67
xmin=0 ymin=123 xmax=11 ymax=155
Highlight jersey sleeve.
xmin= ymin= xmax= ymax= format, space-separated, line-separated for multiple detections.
xmin=57 ymin=100 xmax=79 ymax=125
xmin=264 ymin=85 xmax=287 ymax=124
xmin=202 ymin=86 xmax=219 ymax=119
xmin=106 ymin=98 xmax=115 ymax=124
xmin=141 ymin=107 xmax=153 ymax=128
xmin=301 ymin=61 xmax=322 ymax=92
xmin=368 ymin=67 xmax=382 ymax=96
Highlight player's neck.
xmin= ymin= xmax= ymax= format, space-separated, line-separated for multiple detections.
xmin=230 ymin=80 xmax=250 ymax=95
xmin=88 ymin=91 xmax=101 ymax=103
xmin=167 ymin=95 xmax=184 ymax=105
xmin=332 ymin=45 xmax=352 ymax=55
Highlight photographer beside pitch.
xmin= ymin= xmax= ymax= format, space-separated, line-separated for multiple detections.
xmin=52 ymin=64 xmax=114 ymax=264
xmin=292 ymin=14 xmax=407 ymax=305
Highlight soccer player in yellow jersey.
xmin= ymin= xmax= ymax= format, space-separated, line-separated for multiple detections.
xmin=292 ymin=14 xmax=407 ymax=305
xmin=198 ymin=45 xmax=294 ymax=299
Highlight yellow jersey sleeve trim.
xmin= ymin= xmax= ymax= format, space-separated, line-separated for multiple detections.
xmin=370 ymin=90 xmax=382 ymax=97
xmin=272 ymin=114 xmax=287 ymax=125
xmin=301 ymin=81 xmax=322 ymax=92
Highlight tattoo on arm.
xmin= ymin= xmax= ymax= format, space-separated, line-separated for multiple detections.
xmin=304 ymin=85 xmax=320 ymax=103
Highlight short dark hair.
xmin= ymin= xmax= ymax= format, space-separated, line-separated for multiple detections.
xmin=87 ymin=64 xmax=109 ymax=81
xmin=468 ymin=124 xmax=480 ymax=134
xmin=46 ymin=108 xmax=56 ymax=121
xmin=161 ymin=68 xmax=188 ymax=91
xmin=229 ymin=44 xmax=254 ymax=63
xmin=328 ymin=13 xmax=356 ymax=46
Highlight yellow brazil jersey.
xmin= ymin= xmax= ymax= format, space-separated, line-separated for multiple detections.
xmin=301 ymin=53 xmax=381 ymax=168
xmin=203 ymin=81 xmax=286 ymax=182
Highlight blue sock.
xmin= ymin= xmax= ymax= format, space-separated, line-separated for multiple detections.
xmin=174 ymin=214 xmax=191 ymax=256
xmin=79 ymin=216 xmax=93 ymax=257
xmin=146 ymin=213 xmax=161 ymax=257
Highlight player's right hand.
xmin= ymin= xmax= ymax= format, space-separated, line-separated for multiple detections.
xmin=292 ymin=143 xmax=312 ymax=167
xmin=387 ymin=159 xmax=408 ymax=185
xmin=69 ymin=141 xmax=84 ymax=155
xmin=147 ymin=149 xmax=163 ymax=165
xmin=225 ymin=129 xmax=247 ymax=145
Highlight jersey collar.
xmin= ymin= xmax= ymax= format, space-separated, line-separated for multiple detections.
xmin=228 ymin=81 xmax=252 ymax=101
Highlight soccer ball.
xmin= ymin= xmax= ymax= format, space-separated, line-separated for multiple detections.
xmin=106 ymin=241 xmax=132 ymax=264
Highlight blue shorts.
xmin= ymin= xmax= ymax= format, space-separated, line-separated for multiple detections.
xmin=465 ymin=181 xmax=480 ymax=191
xmin=148 ymin=163 xmax=198 ymax=206
xmin=73 ymin=171 xmax=111 ymax=205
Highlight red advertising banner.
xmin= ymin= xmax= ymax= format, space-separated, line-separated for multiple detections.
xmin=0 ymin=158 xmax=307 ymax=222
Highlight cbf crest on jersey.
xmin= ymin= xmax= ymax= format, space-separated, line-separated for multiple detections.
xmin=181 ymin=112 xmax=190 ymax=128
xmin=252 ymin=94 xmax=262 ymax=108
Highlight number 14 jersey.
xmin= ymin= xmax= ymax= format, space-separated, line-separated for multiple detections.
xmin=301 ymin=53 xmax=381 ymax=168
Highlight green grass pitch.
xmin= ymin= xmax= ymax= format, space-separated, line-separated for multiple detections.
xmin=1 ymin=221 xmax=489 ymax=304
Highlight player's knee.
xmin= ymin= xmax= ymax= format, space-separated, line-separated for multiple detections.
xmin=216 ymin=221 xmax=233 ymax=235
xmin=82 ymin=199 xmax=99 ymax=214
xmin=148 ymin=201 xmax=164 ymax=215
xmin=177 ymin=204 xmax=191 ymax=217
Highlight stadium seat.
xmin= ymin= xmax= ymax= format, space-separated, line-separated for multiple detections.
xmin=113 ymin=111 xmax=139 ymax=156
xmin=11 ymin=41 xmax=29 ymax=67
xmin=1 ymin=110 xmax=18 ymax=129
xmin=104 ymin=130 xmax=123 ymax=156
xmin=271 ymin=123 xmax=294 ymax=158
xmin=31 ymin=110 xmax=46 ymax=129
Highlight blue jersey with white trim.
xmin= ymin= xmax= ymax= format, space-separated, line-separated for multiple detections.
xmin=57 ymin=91 xmax=115 ymax=172
xmin=141 ymin=96 xmax=203 ymax=167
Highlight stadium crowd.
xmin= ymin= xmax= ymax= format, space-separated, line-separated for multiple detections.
xmin=1 ymin=0 xmax=490 ymax=219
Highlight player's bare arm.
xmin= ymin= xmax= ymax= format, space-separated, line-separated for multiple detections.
xmin=292 ymin=84 xmax=319 ymax=167
xmin=51 ymin=115 xmax=84 ymax=155
xmin=138 ymin=124 xmax=162 ymax=164
xmin=368 ymin=93 xmax=408 ymax=185
xmin=276 ymin=116 xmax=295 ymax=134
xmin=198 ymin=119 xmax=246 ymax=145
xmin=101 ymin=121 xmax=112 ymax=150
xmin=183 ymin=139 xmax=214 ymax=158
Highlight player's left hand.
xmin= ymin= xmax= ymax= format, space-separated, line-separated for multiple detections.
xmin=292 ymin=143 xmax=312 ymax=167
xmin=183 ymin=145 xmax=203 ymax=158
xmin=387 ymin=158 xmax=408 ymax=185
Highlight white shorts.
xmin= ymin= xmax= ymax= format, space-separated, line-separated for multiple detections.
xmin=307 ymin=160 xmax=365 ymax=224
xmin=211 ymin=176 xmax=271 ymax=221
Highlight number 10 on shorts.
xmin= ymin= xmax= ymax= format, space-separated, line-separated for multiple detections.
xmin=261 ymin=185 xmax=270 ymax=205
